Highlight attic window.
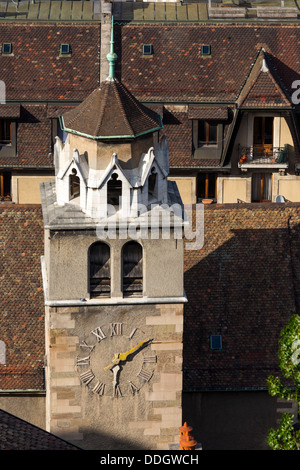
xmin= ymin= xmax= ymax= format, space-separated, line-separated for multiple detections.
xmin=60 ymin=44 xmax=71 ymax=56
xmin=2 ymin=43 xmax=12 ymax=55
xmin=142 ymin=44 xmax=153 ymax=56
xmin=210 ymin=335 xmax=222 ymax=350
xmin=201 ymin=45 xmax=211 ymax=57
xmin=0 ymin=340 xmax=5 ymax=364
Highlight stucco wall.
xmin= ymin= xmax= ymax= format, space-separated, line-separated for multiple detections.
xmin=12 ymin=174 xmax=54 ymax=204
xmin=168 ymin=176 xmax=196 ymax=204
xmin=0 ymin=394 xmax=45 ymax=430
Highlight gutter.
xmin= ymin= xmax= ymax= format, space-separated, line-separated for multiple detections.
xmin=59 ymin=114 xmax=163 ymax=141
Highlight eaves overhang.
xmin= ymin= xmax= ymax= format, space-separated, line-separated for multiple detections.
xmin=59 ymin=113 xmax=163 ymax=141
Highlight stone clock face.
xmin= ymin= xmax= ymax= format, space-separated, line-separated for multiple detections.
xmin=76 ymin=322 xmax=156 ymax=398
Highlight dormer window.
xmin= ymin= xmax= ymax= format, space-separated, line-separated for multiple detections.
xmin=198 ymin=120 xmax=217 ymax=146
xmin=2 ymin=43 xmax=12 ymax=55
xmin=142 ymin=44 xmax=153 ymax=56
xmin=0 ymin=120 xmax=11 ymax=145
xmin=201 ymin=45 xmax=211 ymax=57
xmin=60 ymin=44 xmax=71 ymax=56
xmin=210 ymin=335 xmax=222 ymax=350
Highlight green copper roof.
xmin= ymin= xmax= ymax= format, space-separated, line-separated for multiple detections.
xmin=0 ymin=1 xmax=101 ymax=22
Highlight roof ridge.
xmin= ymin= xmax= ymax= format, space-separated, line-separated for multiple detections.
xmin=237 ymin=48 xmax=291 ymax=107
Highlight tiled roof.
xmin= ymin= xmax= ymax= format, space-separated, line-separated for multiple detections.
xmin=183 ymin=203 xmax=300 ymax=391
xmin=61 ymin=78 xmax=162 ymax=139
xmin=2 ymin=202 xmax=300 ymax=394
xmin=0 ymin=23 xmax=100 ymax=101
xmin=188 ymin=106 xmax=229 ymax=120
xmin=0 ymin=409 xmax=81 ymax=450
xmin=238 ymin=49 xmax=291 ymax=108
xmin=116 ymin=23 xmax=300 ymax=104
xmin=0 ymin=205 xmax=45 ymax=391
xmin=116 ymin=23 xmax=300 ymax=167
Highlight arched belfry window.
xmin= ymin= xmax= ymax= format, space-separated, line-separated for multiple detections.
xmin=148 ymin=167 xmax=157 ymax=199
xmin=122 ymin=241 xmax=143 ymax=297
xmin=69 ymin=168 xmax=80 ymax=200
xmin=89 ymin=242 xmax=111 ymax=297
xmin=107 ymin=172 xmax=122 ymax=210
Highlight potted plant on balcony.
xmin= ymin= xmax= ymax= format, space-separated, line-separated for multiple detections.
xmin=239 ymin=149 xmax=248 ymax=163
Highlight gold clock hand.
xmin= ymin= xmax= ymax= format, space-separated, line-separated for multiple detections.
xmin=118 ymin=338 xmax=151 ymax=361
xmin=104 ymin=338 xmax=151 ymax=371
xmin=104 ymin=353 xmax=120 ymax=371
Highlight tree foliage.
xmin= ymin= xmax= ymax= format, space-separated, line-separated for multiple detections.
xmin=267 ymin=314 xmax=300 ymax=450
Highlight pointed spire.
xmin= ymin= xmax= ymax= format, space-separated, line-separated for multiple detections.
xmin=106 ymin=16 xmax=117 ymax=81
xmin=261 ymin=48 xmax=269 ymax=73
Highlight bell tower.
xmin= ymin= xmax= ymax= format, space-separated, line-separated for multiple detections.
xmin=41 ymin=19 xmax=186 ymax=451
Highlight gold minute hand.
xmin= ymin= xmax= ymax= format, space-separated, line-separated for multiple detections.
xmin=104 ymin=338 xmax=151 ymax=371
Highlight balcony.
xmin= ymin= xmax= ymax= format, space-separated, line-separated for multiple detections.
xmin=238 ymin=145 xmax=288 ymax=169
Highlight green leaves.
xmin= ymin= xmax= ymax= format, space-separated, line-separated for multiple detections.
xmin=267 ymin=315 xmax=300 ymax=450
xmin=267 ymin=413 xmax=300 ymax=451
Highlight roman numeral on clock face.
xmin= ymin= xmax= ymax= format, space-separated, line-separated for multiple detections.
xmin=110 ymin=323 xmax=122 ymax=336
xmin=91 ymin=326 xmax=106 ymax=343
xmin=129 ymin=381 xmax=139 ymax=395
xmin=92 ymin=381 xmax=105 ymax=396
xmin=143 ymin=355 xmax=157 ymax=364
xmin=79 ymin=341 xmax=95 ymax=353
xmin=76 ymin=356 xmax=90 ymax=367
xmin=114 ymin=385 xmax=122 ymax=398
xmin=80 ymin=369 xmax=94 ymax=385
xmin=137 ymin=368 xmax=153 ymax=382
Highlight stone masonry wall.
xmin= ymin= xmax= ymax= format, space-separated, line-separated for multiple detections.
xmin=45 ymin=302 xmax=184 ymax=450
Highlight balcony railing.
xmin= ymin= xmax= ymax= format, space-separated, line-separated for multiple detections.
xmin=238 ymin=145 xmax=288 ymax=166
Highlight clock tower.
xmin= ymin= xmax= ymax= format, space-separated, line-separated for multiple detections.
xmin=41 ymin=21 xmax=186 ymax=451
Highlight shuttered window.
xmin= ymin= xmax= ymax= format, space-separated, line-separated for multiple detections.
xmin=89 ymin=242 xmax=111 ymax=297
xmin=122 ymin=241 xmax=143 ymax=297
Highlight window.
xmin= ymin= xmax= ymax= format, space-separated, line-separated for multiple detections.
xmin=251 ymin=173 xmax=272 ymax=202
xmin=0 ymin=172 xmax=11 ymax=200
xmin=142 ymin=44 xmax=153 ymax=56
xmin=69 ymin=169 xmax=80 ymax=200
xmin=122 ymin=241 xmax=143 ymax=297
xmin=198 ymin=120 xmax=218 ymax=146
xmin=253 ymin=116 xmax=273 ymax=155
xmin=201 ymin=45 xmax=211 ymax=56
xmin=89 ymin=242 xmax=111 ymax=298
xmin=148 ymin=167 xmax=157 ymax=199
xmin=0 ymin=120 xmax=11 ymax=145
xmin=2 ymin=43 xmax=12 ymax=55
xmin=107 ymin=173 xmax=122 ymax=210
xmin=0 ymin=340 xmax=5 ymax=364
xmin=197 ymin=172 xmax=217 ymax=201
xmin=60 ymin=44 xmax=71 ymax=56
xmin=210 ymin=335 xmax=222 ymax=350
